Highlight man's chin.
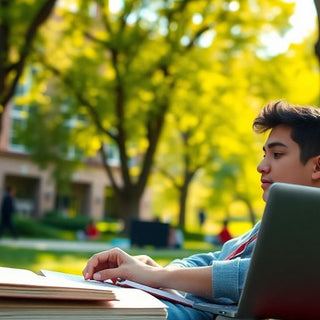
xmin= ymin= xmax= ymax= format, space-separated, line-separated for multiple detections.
xmin=262 ymin=190 xmax=269 ymax=202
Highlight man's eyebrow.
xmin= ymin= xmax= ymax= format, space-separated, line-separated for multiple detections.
xmin=262 ymin=142 xmax=288 ymax=151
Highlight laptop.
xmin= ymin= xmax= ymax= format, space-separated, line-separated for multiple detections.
xmin=194 ymin=183 xmax=320 ymax=319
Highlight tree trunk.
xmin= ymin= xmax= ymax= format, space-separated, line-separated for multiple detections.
xmin=178 ymin=184 xmax=188 ymax=229
xmin=114 ymin=188 xmax=141 ymax=236
xmin=177 ymin=171 xmax=196 ymax=229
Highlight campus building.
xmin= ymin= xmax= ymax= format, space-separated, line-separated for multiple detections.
xmin=0 ymin=101 xmax=151 ymax=222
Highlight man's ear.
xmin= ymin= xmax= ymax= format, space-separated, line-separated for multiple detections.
xmin=312 ymin=156 xmax=320 ymax=180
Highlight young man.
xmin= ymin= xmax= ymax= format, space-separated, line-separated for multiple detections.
xmin=83 ymin=100 xmax=320 ymax=319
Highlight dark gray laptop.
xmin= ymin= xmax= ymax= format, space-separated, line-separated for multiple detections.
xmin=194 ymin=183 xmax=320 ymax=319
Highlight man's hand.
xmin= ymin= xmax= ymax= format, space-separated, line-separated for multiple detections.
xmin=82 ymin=247 xmax=162 ymax=286
xmin=83 ymin=247 xmax=213 ymax=299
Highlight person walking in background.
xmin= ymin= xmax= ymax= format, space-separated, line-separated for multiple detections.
xmin=0 ymin=186 xmax=18 ymax=239
xmin=197 ymin=207 xmax=206 ymax=230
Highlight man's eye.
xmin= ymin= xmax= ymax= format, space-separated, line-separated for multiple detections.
xmin=273 ymin=153 xmax=282 ymax=159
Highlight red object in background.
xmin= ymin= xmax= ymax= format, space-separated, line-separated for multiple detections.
xmin=218 ymin=225 xmax=232 ymax=244
xmin=85 ymin=223 xmax=100 ymax=239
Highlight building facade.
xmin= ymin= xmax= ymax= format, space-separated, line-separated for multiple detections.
xmin=0 ymin=102 xmax=151 ymax=221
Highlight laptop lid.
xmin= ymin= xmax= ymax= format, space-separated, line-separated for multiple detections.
xmin=237 ymin=182 xmax=320 ymax=319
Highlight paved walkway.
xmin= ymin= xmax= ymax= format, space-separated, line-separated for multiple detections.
xmin=0 ymin=238 xmax=128 ymax=252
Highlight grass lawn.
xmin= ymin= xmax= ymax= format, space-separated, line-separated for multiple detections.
xmin=0 ymin=240 xmax=217 ymax=275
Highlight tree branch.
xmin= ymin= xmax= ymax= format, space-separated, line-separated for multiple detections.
xmin=1 ymin=0 xmax=57 ymax=108
xmin=41 ymin=59 xmax=117 ymax=141
xmin=99 ymin=143 xmax=120 ymax=192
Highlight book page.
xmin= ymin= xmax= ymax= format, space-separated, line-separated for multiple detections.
xmin=0 ymin=267 xmax=52 ymax=286
xmin=40 ymin=269 xmax=116 ymax=290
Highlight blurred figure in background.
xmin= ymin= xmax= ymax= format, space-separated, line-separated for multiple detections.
xmin=85 ymin=220 xmax=100 ymax=240
xmin=205 ymin=219 xmax=233 ymax=246
xmin=0 ymin=186 xmax=18 ymax=239
xmin=216 ymin=219 xmax=233 ymax=244
xmin=197 ymin=207 xmax=206 ymax=231
xmin=168 ymin=226 xmax=184 ymax=249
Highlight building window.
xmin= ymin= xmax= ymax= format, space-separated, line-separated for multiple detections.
xmin=9 ymin=116 xmax=28 ymax=153
xmin=9 ymin=68 xmax=34 ymax=152
xmin=102 ymin=143 xmax=121 ymax=166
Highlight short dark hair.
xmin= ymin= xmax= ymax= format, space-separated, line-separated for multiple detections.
xmin=253 ymin=100 xmax=320 ymax=164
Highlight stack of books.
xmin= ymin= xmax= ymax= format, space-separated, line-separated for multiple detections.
xmin=0 ymin=266 xmax=168 ymax=319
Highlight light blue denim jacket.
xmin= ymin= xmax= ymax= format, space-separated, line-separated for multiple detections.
xmin=162 ymin=221 xmax=261 ymax=319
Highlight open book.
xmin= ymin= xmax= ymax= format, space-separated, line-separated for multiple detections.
xmin=40 ymin=270 xmax=223 ymax=316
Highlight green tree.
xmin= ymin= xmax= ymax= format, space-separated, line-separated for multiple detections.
xmin=154 ymin=8 xmax=300 ymax=229
xmin=27 ymin=0 xmax=219 ymax=231
xmin=21 ymin=0 xmax=298 ymax=232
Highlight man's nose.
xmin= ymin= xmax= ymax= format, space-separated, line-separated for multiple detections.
xmin=257 ymin=158 xmax=270 ymax=173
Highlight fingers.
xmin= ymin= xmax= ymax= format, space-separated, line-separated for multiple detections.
xmin=91 ymin=267 xmax=123 ymax=282
xmin=83 ymin=248 xmax=164 ymax=288
xmin=82 ymin=247 xmax=127 ymax=280
xmin=82 ymin=253 xmax=99 ymax=280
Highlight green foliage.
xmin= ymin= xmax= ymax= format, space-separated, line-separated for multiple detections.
xmin=13 ymin=215 xmax=68 ymax=239
xmin=40 ymin=211 xmax=92 ymax=232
